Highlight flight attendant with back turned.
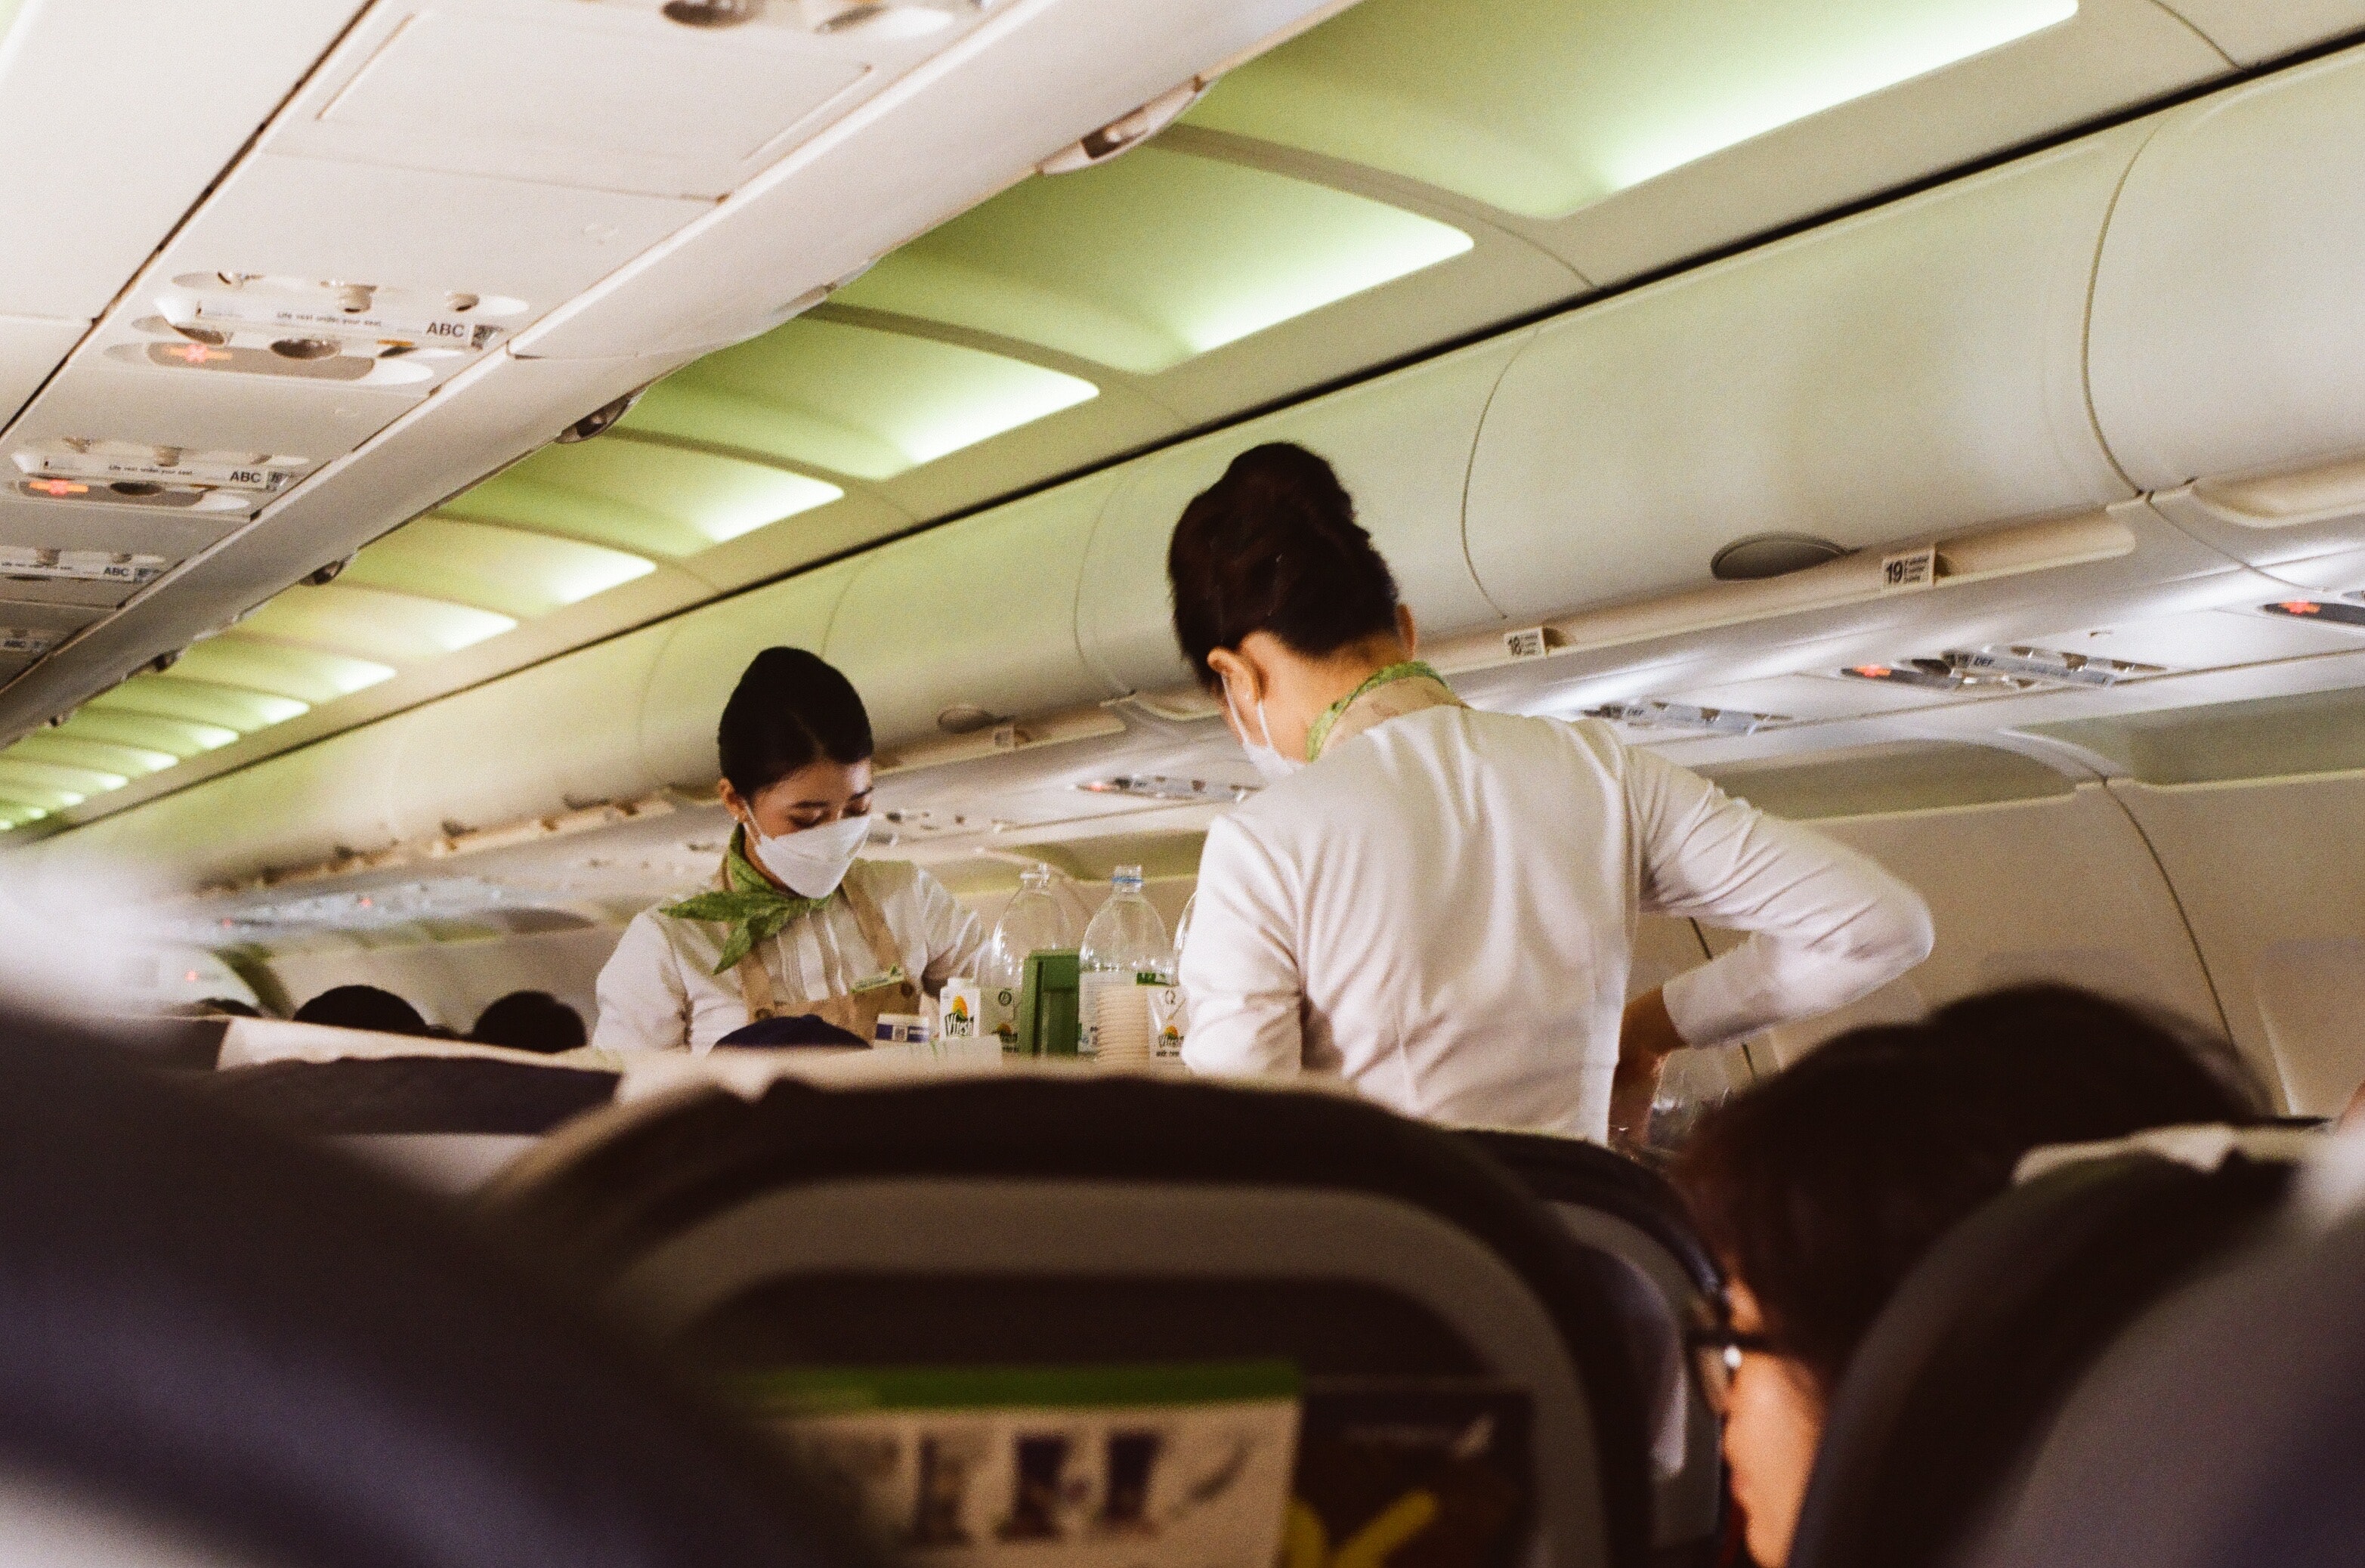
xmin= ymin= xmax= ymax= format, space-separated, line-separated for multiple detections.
xmin=593 ymin=648 xmax=984 ymax=1053
xmin=1170 ymin=444 xmax=1934 ymax=1145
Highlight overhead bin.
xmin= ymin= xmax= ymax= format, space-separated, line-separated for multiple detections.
xmin=2089 ymin=46 xmax=2365 ymax=493
xmin=0 ymin=317 xmax=82 ymax=433
xmin=827 ymin=474 xmax=1124 ymax=750
xmin=1079 ymin=336 xmax=1526 ymax=697
xmin=384 ymin=628 xmax=679 ymax=845
xmin=638 ymin=562 xmax=857 ymax=792
xmin=2153 ymin=0 xmax=2365 ymax=66
xmin=0 ymin=0 xmax=362 ymax=321
xmin=1464 ymin=122 xmax=2151 ymax=626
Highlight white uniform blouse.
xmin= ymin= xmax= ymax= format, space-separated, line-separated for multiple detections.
xmin=592 ymin=858 xmax=985 ymax=1053
xmin=1179 ymin=706 xmax=1934 ymax=1140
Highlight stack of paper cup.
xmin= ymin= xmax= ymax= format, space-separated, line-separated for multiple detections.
xmin=1092 ymin=981 xmax=1155 ymax=1067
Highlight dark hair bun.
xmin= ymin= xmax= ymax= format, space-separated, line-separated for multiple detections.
xmin=1167 ymin=443 xmax=1401 ymax=687
xmin=717 ymin=647 xmax=873 ymax=799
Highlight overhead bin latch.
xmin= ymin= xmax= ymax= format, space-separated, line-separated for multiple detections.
xmin=1040 ymin=78 xmax=1210 ymax=175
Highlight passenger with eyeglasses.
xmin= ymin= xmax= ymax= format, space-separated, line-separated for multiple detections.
xmin=1669 ymin=985 xmax=2258 ymax=1566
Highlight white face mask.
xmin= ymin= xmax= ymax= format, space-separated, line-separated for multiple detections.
xmin=1224 ymin=682 xmax=1302 ymax=785
xmin=740 ymin=810 xmax=872 ymax=898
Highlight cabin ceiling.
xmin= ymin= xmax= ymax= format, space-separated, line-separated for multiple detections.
xmin=0 ymin=0 xmax=2358 ymax=852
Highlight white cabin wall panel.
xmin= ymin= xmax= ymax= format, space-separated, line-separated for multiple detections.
xmin=1080 ymin=336 xmax=1526 ymax=697
xmin=2091 ymin=48 xmax=2365 ymax=490
xmin=1467 ymin=126 xmax=2150 ymax=626
xmin=383 ymin=627 xmax=673 ymax=843
xmin=1719 ymin=787 xmax=2227 ymax=1073
xmin=2111 ymin=773 xmax=2365 ymax=1115
xmin=638 ymin=561 xmax=858 ymax=791
xmin=0 ymin=316 xmax=82 ymax=432
xmin=829 ymin=474 xmax=1123 ymax=749
xmin=1549 ymin=0 xmax=2226 ymax=286
xmin=2153 ymin=0 xmax=2365 ymax=64
xmin=0 ymin=0 xmax=366 ymax=320
xmin=518 ymin=0 xmax=1354 ymax=360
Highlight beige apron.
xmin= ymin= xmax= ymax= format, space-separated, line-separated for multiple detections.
xmin=725 ymin=862 xmax=920 ymax=1039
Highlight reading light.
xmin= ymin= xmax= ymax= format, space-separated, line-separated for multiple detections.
xmin=1584 ymin=700 xmax=1787 ymax=735
xmin=1080 ymin=775 xmax=1257 ymax=803
xmin=1945 ymin=645 xmax=2165 ymax=686
xmin=0 ymin=548 xmax=169 ymax=587
xmin=13 ymin=441 xmax=306 ymax=512
xmin=151 ymin=275 xmax=521 ymax=370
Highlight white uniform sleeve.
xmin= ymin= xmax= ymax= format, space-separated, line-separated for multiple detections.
xmin=591 ymin=910 xmax=696 ymax=1053
xmin=1625 ymin=744 xmax=1934 ymax=1048
xmin=912 ymin=868 xmax=987 ymax=992
xmin=1179 ymin=814 xmax=1306 ymax=1078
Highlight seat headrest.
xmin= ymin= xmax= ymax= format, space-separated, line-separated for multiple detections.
xmin=2017 ymin=1121 xmax=2324 ymax=1184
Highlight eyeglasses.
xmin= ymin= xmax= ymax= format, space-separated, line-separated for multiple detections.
xmin=1685 ymin=1325 xmax=1779 ymax=1418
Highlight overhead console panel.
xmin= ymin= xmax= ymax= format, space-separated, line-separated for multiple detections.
xmin=1464 ymin=122 xmax=2153 ymax=625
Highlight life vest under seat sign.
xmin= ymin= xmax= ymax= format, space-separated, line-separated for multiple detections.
xmin=740 ymin=1362 xmax=1300 ymax=1568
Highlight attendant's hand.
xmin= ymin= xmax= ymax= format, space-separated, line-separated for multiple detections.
xmin=1610 ymin=986 xmax=1685 ymax=1155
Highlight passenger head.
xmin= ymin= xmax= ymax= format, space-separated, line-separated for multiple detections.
xmin=715 ymin=647 xmax=874 ymax=840
xmin=1167 ymin=444 xmax=1414 ymax=761
xmin=292 ymin=985 xmax=431 ymax=1038
xmin=1674 ymin=985 xmax=2261 ymax=1566
xmin=469 ymin=991 xmax=586 ymax=1055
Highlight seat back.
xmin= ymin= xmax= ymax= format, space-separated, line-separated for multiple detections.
xmin=491 ymin=1076 xmax=1659 ymax=1568
xmin=1789 ymin=1149 xmax=2294 ymax=1568
xmin=1461 ymin=1131 xmax=1724 ymax=1565
xmin=1968 ymin=1198 xmax=2365 ymax=1568
xmin=0 ymin=1007 xmax=850 ymax=1568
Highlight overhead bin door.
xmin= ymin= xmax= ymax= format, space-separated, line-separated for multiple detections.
xmin=1464 ymin=122 xmax=2150 ymax=626
xmin=1078 ymin=336 xmax=1526 ymax=697
xmin=2089 ymin=47 xmax=2365 ymax=493
xmin=826 ymin=475 xmax=1123 ymax=751
xmin=638 ymin=562 xmax=857 ymax=793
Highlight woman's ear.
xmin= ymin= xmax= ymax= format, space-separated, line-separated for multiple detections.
xmin=1204 ymin=647 xmax=1258 ymax=706
xmin=716 ymin=778 xmax=749 ymax=826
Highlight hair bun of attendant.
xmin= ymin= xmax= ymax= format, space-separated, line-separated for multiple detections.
xmin=1167 ymin=442 xmax=1402 ymax=689
xmin=717 ymin=647 xmax=873 ymax=800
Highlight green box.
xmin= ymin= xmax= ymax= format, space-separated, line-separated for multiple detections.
xmin=1015 ymin=948 xmax=1080 ymax=1057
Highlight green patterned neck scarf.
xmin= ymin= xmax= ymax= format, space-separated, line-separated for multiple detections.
xmin=1302 ymin=660 xmax=1451 ymax=760
xmin=660 ymin=827 xmax=837 ymax=975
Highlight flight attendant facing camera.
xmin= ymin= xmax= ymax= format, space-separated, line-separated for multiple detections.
xmin=1168 ymin=444 xmax=1933 ymax=1145
xmin=592 ymin=648 xmax=982 ymax=1053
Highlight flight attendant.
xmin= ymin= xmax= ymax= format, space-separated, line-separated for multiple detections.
xmin=592 ymin=647 xmax=983 ymax=1053
xmin=1169 ymin=444 xmax=1934 ymax=1144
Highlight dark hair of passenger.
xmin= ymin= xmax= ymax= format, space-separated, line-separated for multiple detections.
xmin=716 ymin=646 xmax=873 ymax=800
xmin=1167 ymin=442 xmax=1402 ymax=688
xmin=1675 ymin=984 xmax=2263 ymax=1394
xmin=292 ymin=984 xmax=431 ymax=1038
xmin=470 ymin=990 xmax=587 ymax=1055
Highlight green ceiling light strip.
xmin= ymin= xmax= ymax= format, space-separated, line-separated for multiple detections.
xmin=444 ymin=440 xmax=845 ymax=557
xmin=50 ymin=710 xmax=241 ymax=759
xmin=1186 ymin=0 xmax=2080 ymax=219
xmin=0 ymin=756 xmax=123 ymax=803
xmin=340 ymin=518 xmax=657 ymax=620
xmin=836 ymin=147 xmax=1473 ymax=374
xmin=5 ymin=734 xmax=180 ymax=778
xmin=623 ymin=317 xmax=1099 ymax=481
xmin=92 ymin=675 xmax=310 ymax=734
xmin=168 ymin=638 xmax=394 ymax=706
xmin=239 ymin=584 xmax=519 ymax=667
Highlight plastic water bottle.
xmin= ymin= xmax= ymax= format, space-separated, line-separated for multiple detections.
xmin=1153 ymin=891 xmax=1200 ymax=1060
xmin=979 ymin=866 xmax=1072 ymax=1050
xmin=1079 ymin=865 xmax=1173 ymax=1065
